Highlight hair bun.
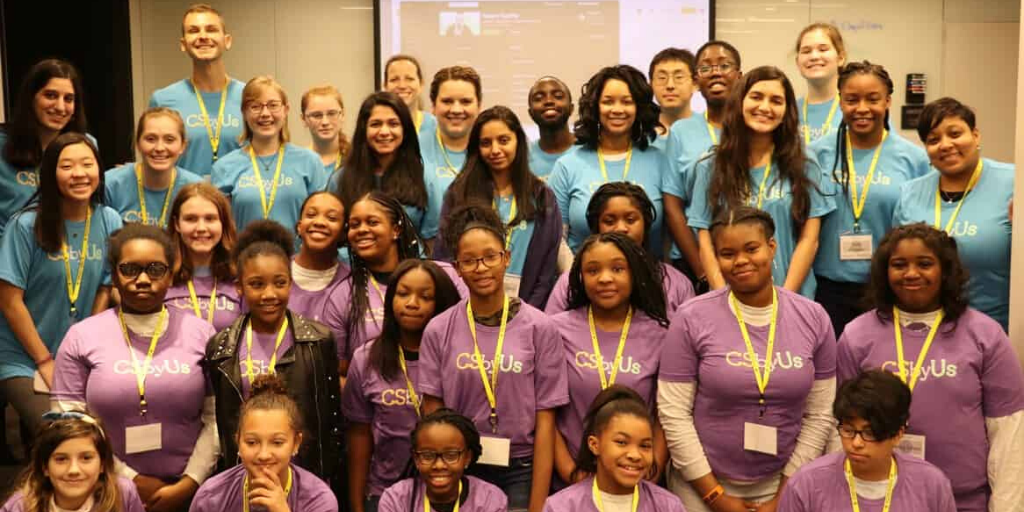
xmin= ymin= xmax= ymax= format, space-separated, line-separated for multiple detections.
xmin=250 ymin=373 xmax=289 ymax=397
xmin=233 ymin=220 xmax=295 ymax=260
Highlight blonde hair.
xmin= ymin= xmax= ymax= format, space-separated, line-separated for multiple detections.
xmin=135 ymin=107 xmax=186 ymax=145
xmin=301 ymin=84 xmax=351 ymax=159
xmin=181 ymin=3 xmax=227 ymax=36
xmin=239 ymin=76 xmax=291 ymax=144
xmin=795 ymin=22 xmax=846 ymax=60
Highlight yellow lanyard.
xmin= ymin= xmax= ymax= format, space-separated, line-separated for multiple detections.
xmin=398 ymin=346 xmax=422 ymax=417
xmin=597 ymin=144 xmax=633 ymax=183
xmin=704 ymin=111 xmax=718 ymax=145
xmin=423 ymin=479 xmax=461 ymax=512
xmin=243 ymin=467 xmax=293 ymax=512
xmin=467 ymin=295 xmax=510 ymax=433
xmin=414 ymin=111 xmax=424 ymax=133
xmin=493 ymin=193 xmax=517 ymax=249
xmin=136 ymin=167 xmax=176 ymax=227
xmin=245 ymin=317 xmax=290 ymax=386
xmin=369 ymin=273 xmax=387 ymax=328
xmin=751 ymin=156 xmax=774 ymax=209
xmin=62 ymin=207 xmax=92 ymax=317
xmin=892 ymin=308 xmax=945 ymax=392
xmin=436 ymin=130 xmax=459 ymax=174
xmin=934 ymin=159 xmax=983 ymax=233
xmin=592 ymin=477 xmax=639 ymax=512
xmin=191 ymin=79 xmax=229 ymax=163
xmin=118 ymin=307 xmax=167 ymax=416
xmin=588 ymin=306 xmax=633 ymax=389
xmin=802 ymin=95 xmax=840 ymax=145
xmin=731 ymin=288 xmax=778 ymax=412
xmin=186 ymin=278 xmax=217 ymax=324
xmin=248 ymin=146 xmax=285 ymax=219
xmin=845 ymin=457 xmax=896 ymax=512
xmin=307 ymin=144 xmax=343 ymax=171
xmin=846 ymin=130 xmax=888 ymax=230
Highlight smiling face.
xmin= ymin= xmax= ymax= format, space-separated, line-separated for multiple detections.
xmin=347 ymin=199 xmax=401 ymax=264
xmin=840 ymin=74 xmax=890 ymax=139
xmin=714 ymin=222 xmax=776 ymax=294
xmin=695 ymin=45 xmax=741 ymax=107
xmin=414 ymin=423 xmax=471 ymax=502
xmin=527 ymin=78 xmax=573 ymax=129
xmin=887 ymin=237 xmax=942 ymax=313
xmin=366 ymin=105 xmax=404 ymax=158
xmin=581 ymin=241 xmax=632 ymax=314
xmin=651 ymin=59 xmax=696 ymax=111
xmin=45 ymin=436 xmax=102 ymax=510
xmin=455 ymin=228 xmax=508 ymax=299
xmin=796 ymin=29 xmax=844 ymax=83
xmin=742 ymin=79 xmax=786 ymax=135
xmin=180 ymin=11 xmax=231 ymax=62
xmin=244 ymin=86 xmax=288 ymax=142
xmin=34 ymin=78 xmax=76 ymax=133
xmin=923 ymin=116 xmax=981 ymax=176
xmin=238 ymin=408 xmax=301 ymax=485
xmin=297 ymin=193 xmax=344 ymax=254
xmin=137 ymin=114 xmax=186 ymax=173
xmin=588 ymin=414 xmax=653 ymax=494
xmin=175 ymin=196 xmax=223 ymax=259
xmin=598 ymin=79 xmax=636 ymax=140
xmin=238 ymin=254 xmax=291 ymax=331
xmin=302 ymin=94 xmax=344 ymax=145
xmin=433 ymin=80 xmax=480 ymax=142
xmin=392 ymin=267 xmax=438 ymax=336
xmin=56 ymin=142 xmax=100 ymax=204
xmin=115 ymin=239 xmax=172 ymax=314
xmin=385 ymin=59 xmax=423 ymax=110
xmin=478 ymin=119 xmax=517 ymax=174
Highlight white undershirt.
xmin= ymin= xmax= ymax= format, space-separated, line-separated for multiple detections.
xmin=601 ymin=152 xmax=629 ymax=162
xmin=895 ymin=307 xmax=941 ymax=329
xmin=853 ymin=475 xmax=898 ymax=500
xmin=728 ymin=299 xmax=774 ymax=327
xmin=593 ymin=490 xmax=634 ymax=512
xmin=121 ymin=310 xmax=164 ymax=337
xmin=291 ymin=261 xmax=339 ymax=292
xmin=50 ymin=495 xmax=94 ymax=512
xmin=193 ymin=265 xmax=212 ymax=277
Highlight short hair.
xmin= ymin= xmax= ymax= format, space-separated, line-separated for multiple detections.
xmin=834 ymin=369 xmax=910 ymax=442
xmin=648 ymin=47 xmax=696 ymax=79
xmin=695 ymin=40 xmax=742 ymax=70
xmin=384 ymin=54 xmax=424 ymax=83
xmin=107 ymin=223 xmax=177 ymax=276
xmin=916 ymin=97 xmax=977 ymax=143
xmin=443 ymin=202 xmax=507 ymax=258
xmin=410 ymin=408 xmax=483 ymax=466
xmin=239 ymin=76 xmax=291 ymax=144
xmin=429 ymin=66 xmax=482 ymax=104
xmin=709 ymin=206 xmax=777 ymax=243
xmin=181 ymin=3 xmax=227 ymax=35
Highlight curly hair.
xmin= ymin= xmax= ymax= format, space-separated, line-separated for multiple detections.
xmin=442 ymin=202 xmax=507 ymax=259
xmin=834 ymin=369 xmax=910 ymax=442
xmin=573 ymin=65 xmax=660 ymax=150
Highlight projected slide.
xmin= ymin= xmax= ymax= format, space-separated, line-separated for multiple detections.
xmin=378 ymin=1 xmax=712 ymax=135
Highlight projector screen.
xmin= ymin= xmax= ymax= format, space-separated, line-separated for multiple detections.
xmin=376 ymin=0 xmax=713 ymax=137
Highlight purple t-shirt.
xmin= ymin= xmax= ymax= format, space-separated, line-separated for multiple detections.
xmin=778 ymin=452 xmax=957 ymax=512
xmin=658 ymin=287 xmax=837 ymax=481
xmin=1 ymin=476 xmax=144 ymax=512
xmin=238 ymin=327 xmax=296 ymax=398
xmin=53 ymin=308 xmax=216 ymax=481
xmin=378 ymin=476 xmax=507 ymax=512
xmin=542 ymin=478 xmax=685 ymax=512
xmin=419 ymin=299 xmax=569 ymax=458
xmin=544 ymin=262 xmax=694 ymax=315
xmin=189 ymin=463 xmax=337 ymax=512
xmin=838 ymin=308 xmax=1024 ymax=512
xmin=554 ymin=307 xmax=668 ymax=458
xmin=289 ymin=261 xmax=350 ymax=324
xmin=164 ymin=275 xmax=243 ymax=332
xmin=341 ymin=340 xmax=420 ymax=497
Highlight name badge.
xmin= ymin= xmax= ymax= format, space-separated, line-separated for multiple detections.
xmin=743 ymin=422 xmax=778 ymax=456
xmin=503 ymin=274 xmax=522 ymax=299
xmin=895 ymin=433 xmax=926 ymax=459
xmin=478 ymin=435 xmax=511 ymax=467
xmin=839 ymin=232 xmax=873 ymax=261
xmin=125 ymin=423 xmax=162 ymax=454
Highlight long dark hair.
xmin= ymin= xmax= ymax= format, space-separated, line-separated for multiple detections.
xmin=369 ymin=259 xmax=461 ymax=381
xmin=831 ymin=61 xmax=895 ymax=196
xmin=584 ymin=182 xmax=663 ymax=274
xmin=32 ymin=132 xmax=105 ymax=253
xmin=407 ymin=408 xmax=483 ymax=512
xmin=447 ymin=106 xmax=545 ymax=226
xmin=4 ymin=59 xmax=88 ymax=169
xmin=566 ymin=232 xmax=668 ymax=327
xmin=709 ymin=66 xmax=813 ymax=225
xmin=338 ymin=92 xmax=428 ymax=210
xmin=573 ymin=385 xmax=653 ymax=480
xmin=574 ymin=65 xmax=659 ymax=151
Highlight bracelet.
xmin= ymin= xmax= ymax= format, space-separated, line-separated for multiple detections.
xmin=703 ymin=484 xmax=724 ymax=505
xmin=35 ymin=354 xmax=52 ymax=366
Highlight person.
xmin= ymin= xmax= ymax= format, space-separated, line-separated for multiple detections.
xmin=204 ymin=220 xmax=343 ymax=487
xmin=331 ymin=92 xmax=431 ymax=241
xmin=837 ymin=223 xmax=1024 ymax=512
xmin=104 ymin=108 xmax=203 ymax=227
xmin=383 ymin=55 xmax=437 ymax=137
xmin=808 ymin=61 xmax=929 ymax=336
xmin=1 ymin=59 xmax=87 ymax=237
xmin=688 ymin=66 xmax=836 ymax=298
xmin=211 ymin=76 xmax=326 ymax=234
xmin=0 ymin=412 xmax=145 ymax=512
xmin=301 ymin=84 xmax=351 ymax=174
xmin=545 ymin=183 xmax=694 ymax=315
xmin=189 ymin=374 xmax=338 ymax=512
xmin=165 ymin=182 xmax=243 ymax=332
xmin=549 ymin=65 xmax=667 ymax=257
xmin=419 ymin=204 xmax=568 ymax=512
xmin=526 ymin=76 xmax=576 ymax=180
xmin=0 ymin=133 xmax=122 ymax=440
xmin=377 ymin=409 xmax=508 ymax=512
xmin=342 ymin=261 xmax=462 ymax=512
xmin=892 ymin=97 xmax=1014 ymax=330
xmin=777 ymin=370 xmax=957 ymax=512
xmin=148 ymin=3 xmax=244 ymax=176
xmin=290 ymin=191 xmax=348 ymax=323
xmin=550 ymin=233 xmax=671 ymax=485
xmin=543 ymin=386 xmax=686 ymax=512
xmin=658 ymin=206 xmax=836 ymax=512
xmin=649 ymin=47 xmax=699 ymax=150
xmin=52 ymin=224 xmax=217 ymax=511
xmin=662 ymin=41 xmax=744 ymax=284
xmin=419 ymin=66 xmax=483 ymax=243
xmin=436 ymin=106 xmax=562 ymax=308
xmin=794 ymin=23 xmax=846 ymax=145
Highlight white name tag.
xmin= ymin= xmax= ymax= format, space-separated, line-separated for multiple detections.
xmin=503 ymin=274 xmax=522 ymax=299
xmin=895 ymin=434 xmax=926 ymax=459
xmin=478 ymin=436 xmax=511 ymax=467
xmin=744 ymin=422 xmax=778 ymax=456
xmin=125 ymin=423 xmax=162 ymax=454
xmin=839 ymin=233 xmax=874 ymax=261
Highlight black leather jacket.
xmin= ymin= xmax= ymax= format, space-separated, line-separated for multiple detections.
xmin=204 ymin=311 xmax=343 ymax=485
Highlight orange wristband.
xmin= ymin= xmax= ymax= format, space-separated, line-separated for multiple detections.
xmin=703 ymin=484 xmax=724 ymax=504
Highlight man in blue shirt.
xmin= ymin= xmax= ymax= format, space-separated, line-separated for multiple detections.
xmin=526 ymin=76 xmax=575 ymax=180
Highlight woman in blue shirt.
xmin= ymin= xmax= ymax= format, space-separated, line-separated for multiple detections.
xmin=794 ymin=23 xmax=846 ymax=144
xmin=383 ymin=55 xmax=437 ymax=137
xmin=301 ymin=84 xmax=351 ymax=174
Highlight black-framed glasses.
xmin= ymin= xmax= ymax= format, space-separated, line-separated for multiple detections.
xmin=118 ymin=262 xmax=169 ymax=280
xmin=696 ymin=63 xmax=736 ymax=77
xmin=837 ymin=424 xmax=879 ymax=442
xmin=456 ymin=251 xmax=505 ymax=272
xmin=413 ymin=448 xmax=465 ymax=465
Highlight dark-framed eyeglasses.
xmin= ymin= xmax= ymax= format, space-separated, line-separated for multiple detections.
xmin=412 ymin=448 xmax=466 ymax=465
xmin=837 ymin=424 xmax=880 ymax=442
xmin=118 ymin=262 xmax=169 ymax=280
xmin=456 ymin=251 xmax=505 ymax=272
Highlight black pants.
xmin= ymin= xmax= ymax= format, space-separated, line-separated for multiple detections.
xmin=814 ymin=275 xmax=869 ymax=338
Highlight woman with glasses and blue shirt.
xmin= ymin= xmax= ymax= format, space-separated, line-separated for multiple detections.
xmin=301 ymin=84 xmax=351 ymax=175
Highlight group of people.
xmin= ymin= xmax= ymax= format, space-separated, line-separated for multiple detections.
xmin=0 ymin=3 xmax=1020 ymax=512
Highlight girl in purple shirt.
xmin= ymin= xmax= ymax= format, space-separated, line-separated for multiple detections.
xmin=290 ymin=191 xmax=349 ymax=323
xmin=343 ymin=259 xmax=462 ymax=512
xmin=1 ymin=412 xmax=144 ymax=512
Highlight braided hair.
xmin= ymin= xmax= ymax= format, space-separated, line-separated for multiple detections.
xmin=407 ymin=408 xmax=483 ymax=512
xmin=831 ymin=61 xmax=895 ymax=196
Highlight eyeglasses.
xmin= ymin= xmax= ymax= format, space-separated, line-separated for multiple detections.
xmin=696 ymin=63 xmax=737 ymax=77
xmin=413 ymin=449 xmax=465 ymax=465
xmin=247 ymin=101 xmax=284 ymax=115
xmin=653 ymin=72 xmax=692 ymax=86
xmin=118 ymin=262 xmax=169 ymax=280
xmin=306 ymin=110 xmax=342 ymax=122
xmin=837 ymin=424 xmax=880 ymax=442
xmin=456 ymin=251 xmax=505 ymax=272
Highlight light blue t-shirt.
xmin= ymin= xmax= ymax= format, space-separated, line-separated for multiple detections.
xmin=496 ymin=192 xmax=535 ymax=278
xmin=148 ymin=78 xmax=245 ymax=177
xmin=0 ymin=132 xmax=37 ymax=238
xmin=549 ymin=145 xmax=667 ymax=257
xmin=212 ymin=143 xmax=327 ymax=234
xmin=810 ymin=132 xmax=930 ymax=283
xmin=419 ymin=128 xmax=466 ymax=239
xmin=797 ymin=97 xmax=843 ymax=145
xmin=527 ymin=139 xmax=575 ymax=181
xmin=104 ymin=163 xmax=204 ymax=227
xmin=687 ymin=157 xmax=837 ymax=298
xmin=0 ymin=206 xmax=123 ymax=379
xmin=893 ymin=158 xmax=1013 ymax=330
xmin=651 ymin=132 xmax=669 ymax=152
xmin=417 ymin=111 xmax=438 ymax=139
xmin=663 ymin=115 xmax=721 ymax=260
xmin=326 ymin=166 xmax=429 ymax=240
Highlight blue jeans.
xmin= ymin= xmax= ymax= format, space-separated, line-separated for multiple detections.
xmin=468 ymin=456 xmax=533 ymax=511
